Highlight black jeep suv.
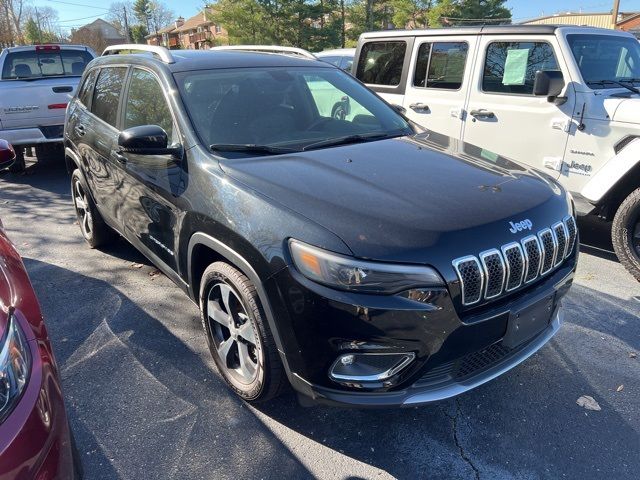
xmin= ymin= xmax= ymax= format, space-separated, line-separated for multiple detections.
xmin=64 ymin=45 xmax=577 ymax=407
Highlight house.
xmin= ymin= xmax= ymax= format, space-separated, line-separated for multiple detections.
xmin=521 ymin=11 xmax=640 ymax=37
xmin=70 ymin=18 xmax=127 ymax=53
xmin=146 ymin=10 xmax=227 ymax=50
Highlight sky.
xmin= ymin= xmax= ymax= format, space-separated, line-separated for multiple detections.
xmin=33 ymin=0 xmax=640 ymax=33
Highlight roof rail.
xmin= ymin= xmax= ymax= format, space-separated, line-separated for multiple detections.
xmin=210 ymin=45 xmax=316 ymax=60
xmin=102 ymin=44 xmax=175 ymax=64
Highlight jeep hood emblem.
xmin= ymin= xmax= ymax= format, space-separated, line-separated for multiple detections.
xmin=509 ymin=219 xmax=533 ymax=233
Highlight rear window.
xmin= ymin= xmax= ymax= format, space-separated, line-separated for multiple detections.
xmin=1 ymin=49 xmax=94 ymax=80
xmin=356 ymin=41 xmax=406 ymax=86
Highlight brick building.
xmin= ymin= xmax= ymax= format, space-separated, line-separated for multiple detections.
xmin=146 ymin=10 xmax=227 ymax=50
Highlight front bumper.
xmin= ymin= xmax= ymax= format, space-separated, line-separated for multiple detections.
xmin=0 ymin=126 xmax=64 ymax=147
xmin=0 ymin=312 xmax=75 ymax=479
xmin=270 ymin=258 xmax=575 ymax=408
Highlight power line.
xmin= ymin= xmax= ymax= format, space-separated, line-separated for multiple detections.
xmin=58 ymin=13 xmax=104 ymax=23
xmin=43 ymin=0 xmax=110 ymax=11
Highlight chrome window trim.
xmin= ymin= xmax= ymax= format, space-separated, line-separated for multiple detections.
xmin=479 ymin=249 xmax=505 ymax=299
xmin=538 ymin=228 xmax=557 ymax=276
xmin=501 ymin=242 xmax=525 ymax=291
xmin=521 ymin=235 xmax=541 ymax=284
xmin=452 ymin=255 xmax=484 ymax=306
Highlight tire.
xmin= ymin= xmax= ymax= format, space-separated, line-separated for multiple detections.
xmin=8 ymin=148 xmax=26 ymax=173
xmin=71 ymin=169 xmax=115 ymax=248
xmin=199 ymin=261 xmax=286 ymax=402
xmin=612 ymin=187 xmax=640 ymax=282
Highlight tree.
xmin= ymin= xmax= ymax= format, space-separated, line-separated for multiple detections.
xmin=107 ymin=1 xmax=135 ymax=38
xmin=70 ymin=27 xmax=110 ymax=53
xmin=455 ymin=0 xmax=511 ymax=25
xmin=130 ymin=23 xmax=148 ymax=43
xmin=133 ymin=0 xmax=152 ymax=32
xmin=148 ymin=1 xmax=173 ymax=33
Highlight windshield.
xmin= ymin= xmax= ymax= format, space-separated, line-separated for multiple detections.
xmin=1 ymin=49 xmax=93 ymax=80
xmin=567 ymin=34 xmax=640 ymax=88
xmin=175 ymin=67 xmax=413 ymax=154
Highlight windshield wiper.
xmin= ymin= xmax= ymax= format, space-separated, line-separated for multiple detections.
xmin=587 ymin=79 xmax=640 ymax=94
xmin=210 ymin=143 xmax=299 ymax=155
xmin=302 ymin=132 xmax=400 ymax=152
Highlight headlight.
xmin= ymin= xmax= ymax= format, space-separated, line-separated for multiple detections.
xmin=289 ymin=240 xmax=443 ymax=294
xmin=0 ymin=312 xmax=32 ymax=422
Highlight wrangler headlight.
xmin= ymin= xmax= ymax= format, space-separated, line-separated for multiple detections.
xmin=0 ymin=312 xmax=32 ymax=422
xmin=289 ymin=240 xmax=443 ymax=294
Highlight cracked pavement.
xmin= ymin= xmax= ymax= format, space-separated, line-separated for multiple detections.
xmin=1 ymin=158 xmax=639 ymax=479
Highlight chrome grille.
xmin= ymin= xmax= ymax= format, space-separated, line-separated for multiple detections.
xmin=452 ymin=217 xmax=576 ymax=306
xmin=564 ymin=215 xmax=577 ymax=256
xmin=522 ymin=236 xmax=541 ymax=283
xmin=501 ymin=243 xmax=524 ymax=291
xmin=480 ymin=249 xmax=505 ymax=299
xmin=538 ymin=228 xmax=556 ymax=275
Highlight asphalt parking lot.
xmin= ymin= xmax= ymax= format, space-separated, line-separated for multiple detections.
xmin=1 ymin=157 xmax=639 ymax=480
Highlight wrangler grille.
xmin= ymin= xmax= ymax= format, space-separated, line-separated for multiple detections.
xmin=452 ymin=216 xmax=576 ymax=306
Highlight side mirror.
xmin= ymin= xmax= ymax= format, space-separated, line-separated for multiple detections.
xmin=118 ymin=125 xmax=179 ymax=156
xmin=533 ymin=70 xmax=566 ymax=103
xmin=0 ymin=140 xmax=16 ymax=170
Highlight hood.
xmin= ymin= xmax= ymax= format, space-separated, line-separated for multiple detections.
xmin=219 ymin=133 xmax=570 ymax=265
xmin=610 ymin=97 xmax=640 ymax=124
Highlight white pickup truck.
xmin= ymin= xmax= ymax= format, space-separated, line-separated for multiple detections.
xmin=353 ymin=25 xmax=640 ymax=281
xmin=0 ymin=44 xmax=95 ymax=172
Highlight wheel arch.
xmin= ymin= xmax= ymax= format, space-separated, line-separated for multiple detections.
xmin=593 ymin=160 xmax=640 ymax=221
xmin=64 ymin=146 xmax=81 ymax=174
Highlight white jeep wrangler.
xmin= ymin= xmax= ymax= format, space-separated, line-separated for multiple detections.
xmin=354 ymin=25 xmax=640 ymax=280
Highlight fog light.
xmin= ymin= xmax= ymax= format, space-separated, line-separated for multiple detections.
xmin=329 ymin=352 xmax=415 ymax=383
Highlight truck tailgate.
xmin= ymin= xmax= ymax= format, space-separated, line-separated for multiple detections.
xmin=0 ymin=77 xmax=79 ymax=129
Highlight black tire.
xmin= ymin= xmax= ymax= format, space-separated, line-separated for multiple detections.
xmin=199 ymin=261 xmax=286 ymax=402
xmin=71 ymin=169 xmax=115 ymax=248
xmin=8 ymin=148 xmax=26 ymax=173
xmin=612 ymin=187 xmax=640 ymax=282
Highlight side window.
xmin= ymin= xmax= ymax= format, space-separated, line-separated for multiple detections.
xmin=483 ymin=41 xmax=559 ymax=95
xmin=78 ymin=69 xmax=98 ymax=107
xmin=91 ymin=67 xmax=127 ymax=127
xmin=356 ymin=41 xmax=406 ymax=86
xmin=124 ymin=69 xmax=174 ymax=140
xmin=413 ymin=42 xmax=468 ymax=89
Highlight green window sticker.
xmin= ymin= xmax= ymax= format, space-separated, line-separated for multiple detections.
xmin=503 ymin=48 xmax=529 ymax=85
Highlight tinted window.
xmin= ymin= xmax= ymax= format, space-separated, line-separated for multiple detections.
xmin=1 ymin=49 xmax=93 ymax=79
xmin=567 ymin=34 xmax=640 ymax=86
xmin=124 ymin=69 xmax=174 ymax=139
xmin=91 ymin=67 xmax=127 ymax=127
xmin=78 ymin=69 xmax=98 ymax=107
xmin=177 ymin=67 xmax=411 ymax=152
xmin=483 ymin=42 xmax=559 ymax=95
xmin=413 ymin=42 xmax=468 ymax=89
xmin=356 ymin=41 xmax=406 ymax=86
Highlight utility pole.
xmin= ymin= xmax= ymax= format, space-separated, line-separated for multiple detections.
xmin=123 ymin=6 xmax=131 ymax=43
xmin=612 ymin=0 xmax=621 ymax=29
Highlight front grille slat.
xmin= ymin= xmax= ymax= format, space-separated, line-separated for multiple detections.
xmin=538 ymin=228 xmax=557 ymax=275
xmin=452 ymin=217 xmax=575 ymax=306
xmin=502 ymin=242 xmax=525 ymax=291
xmin=564 ymin=215 xmax=577 ymax=256
xmin=552 ymin=222 xmax=568 ymax=265
xmin=480 ymin=249 xmax=505 ymax=299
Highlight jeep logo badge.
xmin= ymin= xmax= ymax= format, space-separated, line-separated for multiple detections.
xmin=509 ymin=219 xmax=533 ymax=233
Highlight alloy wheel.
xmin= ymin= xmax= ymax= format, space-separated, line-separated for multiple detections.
xmin=207 ymin=282 xmax=261 ymax=385
xmin=73 ymin=178 xmax=92 ymax=238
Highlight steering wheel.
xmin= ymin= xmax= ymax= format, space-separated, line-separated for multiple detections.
xmin=305 ymin=116 xmax=333 ymax=132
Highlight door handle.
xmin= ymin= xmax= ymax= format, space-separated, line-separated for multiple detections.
xmin=409 ymin=102 xmax=430 ymax=112
xmin=111 ymin=150 xmax=127 ymax=165
xmin=469 ymin=109 xmax=495 ymax=119
xmin=75 ymin=124 xmax=86 ymax=136
xmin=52 ymin=86 xmax=73 ymax=93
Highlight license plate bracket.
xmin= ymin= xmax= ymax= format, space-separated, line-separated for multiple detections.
xmin=502 ymin=293 xmax=555 ymax=349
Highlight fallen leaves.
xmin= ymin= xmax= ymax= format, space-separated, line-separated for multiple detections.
xmin=616 ymin=385 xmax=624 ymax=392
xmin=148 ymin=269 xmax=162 ymax=279
xmin=576 ymin=395 xmax=601 ymax=411
xmin=630 ymin=352 xmax=638 ymax=359
xmin=130 ymin=263 xmax=144 ymax=269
